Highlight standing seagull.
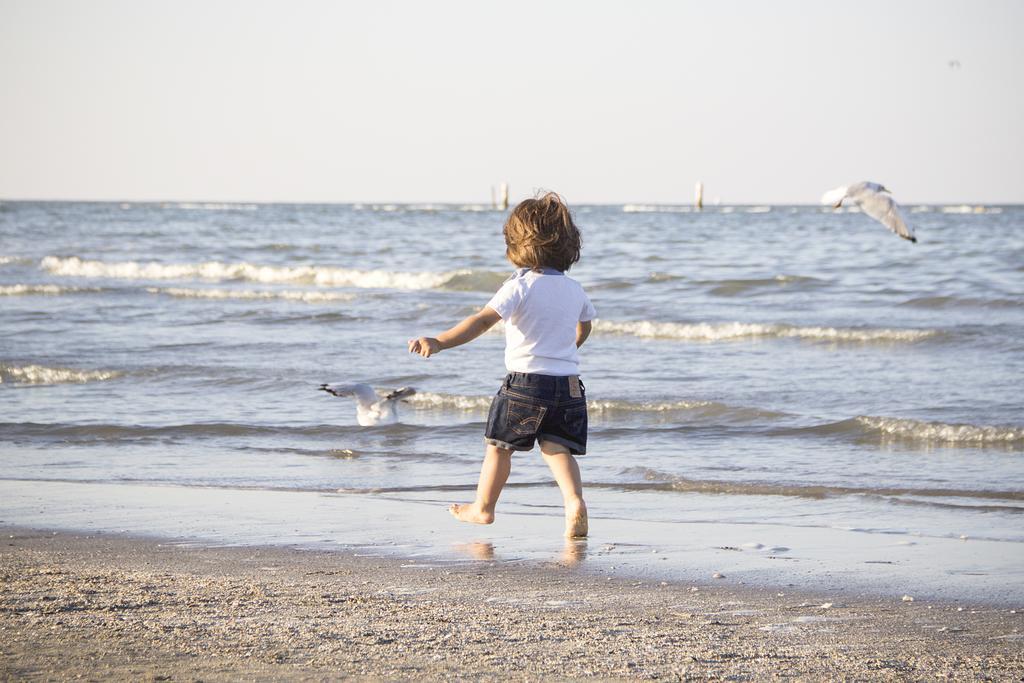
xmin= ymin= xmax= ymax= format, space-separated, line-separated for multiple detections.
xmin=319 ymin=383 xmax=416 ymax=426
xmin=822 ymin=181 xmax=917 ymax=243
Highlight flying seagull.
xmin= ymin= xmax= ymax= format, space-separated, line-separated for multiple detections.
xmin=821 ymin=181 xmax=917 ymax=243
xmin=319 ymin=383 xmax=417 ymax=426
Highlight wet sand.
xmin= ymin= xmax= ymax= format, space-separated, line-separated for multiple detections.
xmin=2 ymin=527 xmax=1022 ymax=680
xmin=5 ymin=479 xmax=1021 ymax=606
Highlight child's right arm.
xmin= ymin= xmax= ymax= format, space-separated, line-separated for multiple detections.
xmin=408 ymin=307 xmax=501 ymax=358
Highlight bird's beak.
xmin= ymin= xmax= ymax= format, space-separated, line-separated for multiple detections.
xmin=881 ymin=186 xmax=891 ymax=193
xmin=832 ymin=201 xmax=843 ymax=209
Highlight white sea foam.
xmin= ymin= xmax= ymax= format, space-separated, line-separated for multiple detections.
xmin=587 ymin=399 xmax=717 ymax=412
xmin=592 ymin=319 xmax=936 ymax=343
xmin=0 ymin=284 xmax=92 ymax=296
xmin=857 ymin=416 xmax=1024 ymax=444
xmin=941 ymin=205 xmax=991 ymax=214
xmin=0 ymin=364 xmax=122 ymax=385
xmin=41 ymin=256 xmax=502 ymax=291
xmin=406 ymin=392 xmax=493 ymax=411
xmin=146 ymin=287 xmax=355 ymax=303
xmin=622 ymin=204 xmax=693 ymax=213
xmin=169 ymin=202 xmax=260 ymax=211
xmin=352 ymin=203 xmax=495 ymax=213
xmin=405 ymin=391 xmax=768 ymax=418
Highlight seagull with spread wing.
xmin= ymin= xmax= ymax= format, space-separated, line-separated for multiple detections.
xmin=822 ymin=181 xmax=917 ymax=243
xmin=319 ymin=383 xmax=416 ymax=426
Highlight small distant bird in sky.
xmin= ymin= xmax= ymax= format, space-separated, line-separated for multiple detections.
xmin=948 ymin=59 xmax=961 ymax=70
xmin=319 ymin=383 xmax=417 ymax=426
xmin=821 ymin=182 xmax=918 ymax=243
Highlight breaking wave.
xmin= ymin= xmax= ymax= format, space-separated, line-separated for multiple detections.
xmin=405 ymin=392 xmax=493 ymax=411
xmin=145 ymin=287 xmax=355 ymax=303
xmin=405 ymin=391 xmax=784 ymax=422
xmin=621 ymin=205 xmax=771 ymax=214
xmin=592 ymin=319 xmax=937 ymax=343
xmin=941 ymin=205 xmax=998 ymax=214
xmin=621 ymin=466 xmax=1024 ymax=503
xmin=351 ymin=203 xmax=496 ymax=213
xmin=164 ymin=202 xmax=260 ymax=211
xmin=0 ymin=284 xmax=97 ymax=296
xmin=588 ymin=399 xmax=787 ymax=422
xmin=854 ymin=416 xmax=1024 ymax=444
xmin=774 ymin=416 xmax=1024 ymax=447
xmin=40 ymin=256 xmax=506 ymax=292
xmin=622 ymin=204 xmax=694 ymax=213
xmin=0 ymin=364 xmax=122 ymax=385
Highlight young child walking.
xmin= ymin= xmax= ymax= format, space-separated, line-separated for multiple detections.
xmin=408 ymin=192 xmax=596 ymax=538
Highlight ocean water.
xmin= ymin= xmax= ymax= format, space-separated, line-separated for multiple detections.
xmin=2 ymin=200 xmax=1022 ymax=596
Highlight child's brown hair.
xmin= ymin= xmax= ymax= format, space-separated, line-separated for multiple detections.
xmin=503 ymin=192 xmax=582 ymax=272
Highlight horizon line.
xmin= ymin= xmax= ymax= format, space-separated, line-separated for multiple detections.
xmin=3 ymin=197 xmax=1021 ymax=207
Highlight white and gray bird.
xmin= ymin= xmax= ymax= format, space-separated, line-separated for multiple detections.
xmin=821 ymin=181 xmax=917 ymax=243
xmin=319 ymin=383 xmax=416 ymax=426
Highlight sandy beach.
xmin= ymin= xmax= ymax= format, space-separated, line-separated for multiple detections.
xmin=2 ymin=527 xmax=1022 ymax=681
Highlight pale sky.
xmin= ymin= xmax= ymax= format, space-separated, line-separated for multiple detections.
xmin=1 ymin=0 xmax=1022 ymax=204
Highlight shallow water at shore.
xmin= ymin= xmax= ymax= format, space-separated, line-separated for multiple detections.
xmin=3 ymin=476 xmax=1022 ymax=606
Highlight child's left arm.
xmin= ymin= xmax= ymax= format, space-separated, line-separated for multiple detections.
xmin=576 ymin=320 xmax=592 ymax=348
xmin=408 ymin=307 xmax=502 ymax=358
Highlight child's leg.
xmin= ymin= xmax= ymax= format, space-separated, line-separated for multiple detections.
xmin=449 ymin=443 xmax=512 ymax=525
xmin=539 ymin=441 xmax=588 ymax=538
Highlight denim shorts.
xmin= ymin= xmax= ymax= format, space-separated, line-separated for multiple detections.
xmin=484 ymin=372 xmax=588 ymax=455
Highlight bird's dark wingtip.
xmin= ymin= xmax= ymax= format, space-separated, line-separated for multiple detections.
xmin=909 ymin=236 xmax=918 ymax=243
xmin=384 ymin=386 xmax=417 ymax=401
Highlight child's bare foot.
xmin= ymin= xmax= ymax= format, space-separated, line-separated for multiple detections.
xmin=449 ymin=502 xmax=494 ymax=525
xmin=565 ymin=499 xmax=588 ymax=538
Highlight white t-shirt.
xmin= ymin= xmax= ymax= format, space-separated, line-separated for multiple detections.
xmin=486 ymin=268 xmax=596 ymax=376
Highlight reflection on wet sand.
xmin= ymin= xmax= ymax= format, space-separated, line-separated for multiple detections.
xmin=451 ymin=539 xmax=587 ymax=566
xmin=453 ymin=541 xmax=495 ymax=561
xmin=561 ymin=539 xmax=587 ymax=566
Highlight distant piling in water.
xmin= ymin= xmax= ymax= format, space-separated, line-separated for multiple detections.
xmin=499 ymin=182 xmax=509 ymax=210
xmin=695 ymin=181 xmax=704 ymax=210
